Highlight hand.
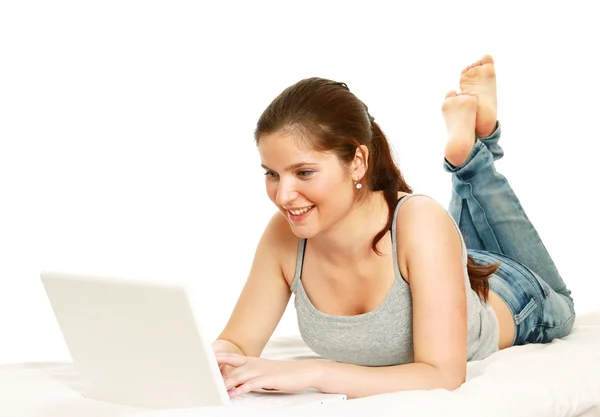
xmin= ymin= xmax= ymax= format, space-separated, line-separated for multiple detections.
xmin=215 ymin=353 xmax=320 ymax=398
xmin=211 ymin=341 xmax=238 ymax=381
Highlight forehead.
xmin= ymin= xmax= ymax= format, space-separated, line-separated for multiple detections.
xmin=258 ymin=131 xmax=335 ymax=169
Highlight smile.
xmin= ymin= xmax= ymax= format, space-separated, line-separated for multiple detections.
xmin=286 ymin=205 xmax=315 ymax=222
xmin=288 ymin=206 xmax=314 ymax=216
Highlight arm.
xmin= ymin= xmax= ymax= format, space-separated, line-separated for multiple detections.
xmin=213 ymin=213 xmax=293 ymax=358
xmin=310 ymin=196 xmax=468 ymax=398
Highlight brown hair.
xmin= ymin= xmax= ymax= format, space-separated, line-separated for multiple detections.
xmin=254 ymin=77 xmax=498 ymax=301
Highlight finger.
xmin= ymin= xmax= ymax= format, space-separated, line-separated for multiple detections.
xmin=230 ymin=377 xmax=274 ymax=397
xmin=221 ymin=364 xmax=236 ymax=379
xmin=215 ymin=353 xmax=248 ymax=367
xmin=219 ymin=364 xmax=230 ymax=378
xmin=224 ymin=369 xmax=261 ymax=391
xmin=219 ymin=362 xmax=235 ymax=371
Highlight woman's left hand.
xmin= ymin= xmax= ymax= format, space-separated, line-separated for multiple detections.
xmin=215 ymin=353 xmax=321 ymax=398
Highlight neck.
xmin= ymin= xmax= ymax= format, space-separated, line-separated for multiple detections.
xmin=309 ymin=191 xmax=391 ymax=265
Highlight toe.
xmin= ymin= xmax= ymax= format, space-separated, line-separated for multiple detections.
xmin=462 ymin=55 xmax=494 ymax=72
xmin=480 ymin=54 xmax=494 ymax=65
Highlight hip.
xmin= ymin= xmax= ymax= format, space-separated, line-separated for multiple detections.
xmin=469 ymin=249 xmax=576 ymax=347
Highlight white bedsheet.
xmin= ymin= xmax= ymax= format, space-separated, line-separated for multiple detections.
xmin=2 ymin=309 xmax=600 ymax=417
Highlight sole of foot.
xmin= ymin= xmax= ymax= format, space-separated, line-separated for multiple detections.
xmin=442 ymin=90 xmax=478 ymax=167
xmin=459 ymin=54 xmax=498 ymax=138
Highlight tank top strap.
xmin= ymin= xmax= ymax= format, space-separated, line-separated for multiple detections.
xmin=391 ymin=193 xmax=467 ymax=267
xmin=291 ymin=193 xmax=466 ymax=293
xmin=291 ymin=194 xmax=411 ymax=293
xmin=290 ymin=238 xmax=307 ymax=294
xmin=390 ymin=194 xmax=421 ymax=283
xmin=390 ymin=193 xmax=422 ymax=252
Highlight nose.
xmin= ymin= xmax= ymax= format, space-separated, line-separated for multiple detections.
xmin=275 ymin=177 xmax=299 ymax=208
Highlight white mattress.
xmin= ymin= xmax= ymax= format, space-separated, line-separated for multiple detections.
xmin=2 ymin=309 xmax=600 ymax=417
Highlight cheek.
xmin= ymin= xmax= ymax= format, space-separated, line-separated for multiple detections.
xmin=311 ymin=177 xmax=354 ymax=208
xmin=310 ymin=182 xmax=337 ymax=201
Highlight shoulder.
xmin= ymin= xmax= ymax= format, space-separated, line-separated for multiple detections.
xmin=394 ymin=193 xmax=459 ymax=243
xmin=261 ymin=211 xmax=301 ymax=286
xmin=394 ymin=193 xmax=447 ymax=219
xmin=394 ymin=193 xmax=464 ymax=284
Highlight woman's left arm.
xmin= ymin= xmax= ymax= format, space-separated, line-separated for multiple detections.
xmin=218 ymin=197 xmax=468 ymax=399
xmin=311 ymin=196 xmax=468 ymax=397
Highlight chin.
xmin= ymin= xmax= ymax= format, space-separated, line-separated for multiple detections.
xmin=289 ymin=227 xmax=319 ymax=240
xmin=278 ymin=206 xmax=327 ymax=239
xmin=286 ymin=219 xmax=322 ymax=240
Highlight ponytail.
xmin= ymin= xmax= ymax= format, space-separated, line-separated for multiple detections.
xmin=366 ymin=120 xmax=498 ymax=301
xmin=367 ymin=121 xmax=411 ymax=255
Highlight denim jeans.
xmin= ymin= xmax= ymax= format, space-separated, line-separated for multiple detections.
xmin=443 ymin=122 xmax=576 ymax=346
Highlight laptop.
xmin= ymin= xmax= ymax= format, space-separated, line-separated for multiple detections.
xmin=40 ymin=271 xmax=347 ymax=410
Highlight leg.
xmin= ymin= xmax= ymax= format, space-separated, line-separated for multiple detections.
xmin=441 ymin=56 xmax=572 ymax=299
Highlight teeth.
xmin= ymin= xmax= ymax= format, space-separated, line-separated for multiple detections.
xmin=289 ymin=206 xmax=313 ymax=216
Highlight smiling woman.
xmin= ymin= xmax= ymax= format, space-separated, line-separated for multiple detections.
xmin=255 ymin=77 xmax=410 ymax=253
xmin=211 ymin=55 xmax=576 ymax=399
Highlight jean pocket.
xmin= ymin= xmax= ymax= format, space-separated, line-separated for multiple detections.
xmin=514 ymin=297 xmax=538 ymax=325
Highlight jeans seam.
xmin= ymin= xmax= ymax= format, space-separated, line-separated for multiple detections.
xmin=505 ymin=258 xmax=549 ymax=300
xmin=462 ymin=184 xmax=502 ymax=253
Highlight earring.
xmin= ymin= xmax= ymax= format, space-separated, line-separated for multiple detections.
xmin=355 ymin=181 xmax=362 ymax=189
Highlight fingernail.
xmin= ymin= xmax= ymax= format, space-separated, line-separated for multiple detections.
xmin=228 ymin=389 xmax=236 ymax=397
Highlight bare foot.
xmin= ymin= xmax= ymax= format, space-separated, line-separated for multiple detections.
xmin=459 ymin=55 xmax=497 ymax=138
xmin=443 ymin=90 xmax=478 ymax=167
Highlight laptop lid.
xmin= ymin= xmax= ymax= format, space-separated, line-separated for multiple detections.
xmin=40 ymin=270 xmax=231 ymax=409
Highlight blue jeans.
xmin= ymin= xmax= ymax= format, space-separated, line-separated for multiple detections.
xmin=443 ymin=122 xmax=576 ymax=346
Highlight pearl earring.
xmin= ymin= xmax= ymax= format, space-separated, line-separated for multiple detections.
xmin=355 ymin=181 xmax=362 ymax=189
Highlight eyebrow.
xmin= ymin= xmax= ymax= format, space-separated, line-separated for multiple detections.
xmin=261 ymin=162 xmax=318 ymax=171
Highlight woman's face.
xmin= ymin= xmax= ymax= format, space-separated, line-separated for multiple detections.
xmin=258 ymin=131 xmax=358 ymax=238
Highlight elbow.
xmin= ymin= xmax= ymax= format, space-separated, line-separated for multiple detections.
xmin=438 ymin=369 xmax=466 ymax=391
xmin=427 ymin=361 xmax=466 ymax=391
xmin=442 ymin=377 xmax=464 ymax=391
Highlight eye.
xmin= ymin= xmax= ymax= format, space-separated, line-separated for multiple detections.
xmin=297 ymin=170 xmax=314 ymax=179
xmin=264 ymin=170 xmax=278 ymax=180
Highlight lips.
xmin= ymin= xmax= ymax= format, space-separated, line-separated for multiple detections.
xmin=286 ymin=205 xmax=315 ymax=222
xmin=287 ymin=205 xmax=315 ymax=216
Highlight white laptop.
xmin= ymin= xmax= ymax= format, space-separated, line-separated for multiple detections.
xmin=40 ymin=271 xmax=347 ymax=410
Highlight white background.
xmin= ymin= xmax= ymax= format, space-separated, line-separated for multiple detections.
xmin=1 ymin=1 xmax=598 ymax=364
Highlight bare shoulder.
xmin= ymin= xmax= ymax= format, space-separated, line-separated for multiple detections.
xmin=262 ymin=211 xmax=301 ymax=286
xmin=394 ymin=193 xmax=463 ymax=283
xmin=396 ymin=193 xmax=445 ymax=213
xmin=395 ymin=192 xmax=453 ymax=227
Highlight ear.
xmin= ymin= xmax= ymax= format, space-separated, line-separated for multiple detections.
xmin=350 ymin=145 xmax=369 ymax=182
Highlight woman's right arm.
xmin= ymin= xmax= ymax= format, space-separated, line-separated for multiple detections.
xmin=213 ymin=213 xmax=293 ymax=358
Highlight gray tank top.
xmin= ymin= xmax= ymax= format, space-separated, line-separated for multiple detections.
xmin=290 ymin=194 xmax=499 ymax=366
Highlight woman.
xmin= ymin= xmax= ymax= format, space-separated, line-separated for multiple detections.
xmin=212 ymin=55 xmax=576 ymax=399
